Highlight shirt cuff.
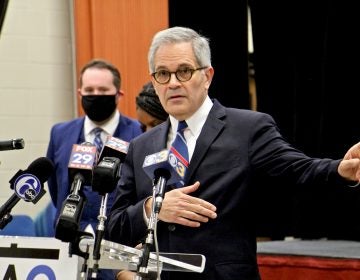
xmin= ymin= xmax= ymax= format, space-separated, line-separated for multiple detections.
xmin=142 ymin=196 xmax=152 ymax=226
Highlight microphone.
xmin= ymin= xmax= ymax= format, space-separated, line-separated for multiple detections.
xmin=68 ymin=142 xmax=97 ymax=185
xmin=0 ymin=138 xmax=25 ymax=151
xmin=55 ymin=142 xmax=97 ymax=242
xmin=142 ymin=149 xmax=187 ymax=212
xmin=98 ymin=135 xmax=129 ymax=163
xmin=137 ymin=149 xmax=186 ymax=277
xmin=88 ymin=137 xmax=128 ymax=278
xmin=89 ymin=156 xmax=121 ymax=279
xmin=92 ymin=136 xmax=129 ymax=194
xmin=0 ymin=157 xmax=54 ymax=229
xmin=92 ymin=156 xmax=122 ymax=195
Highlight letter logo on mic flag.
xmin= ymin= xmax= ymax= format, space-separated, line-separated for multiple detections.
xmin=68 ymin=143 xmax=97 ymax=170
xmin=61 ymin=203 xmax=77 ymax=218
xmin=68 ymin=143 xmax=97 ymax=185
xmin=0 ymin=157 xmax=54 ymax=229
xmin=143 ymin=149 xmax=187 ymax=186
xmin=98 ymin=135 xmax=129 ymax=163
xmin=14 ymin=173 xmax=41 ymax=202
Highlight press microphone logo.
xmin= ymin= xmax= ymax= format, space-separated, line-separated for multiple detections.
xmin=143 ymin=150 xmax=187 ymax=180
xmin=168 ymin=151 xmax=187 ymax=178
xmin=14 ymin=173 xmax=41 ymax=202
xmin=61 ymin=203 xmax=77 ymax=218
xmin=68 ymin=143 xmax=97 ymax=170
xmin=143 ymin=150 xmax=168 ymax=166
xmin=104 ymin=135 xmax=129 ymax=154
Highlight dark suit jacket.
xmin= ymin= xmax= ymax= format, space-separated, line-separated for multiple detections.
xmin=107 ymin=100 xmax=344 ymax=280
xmin=46 ymin=114 xmax=142 ymax=231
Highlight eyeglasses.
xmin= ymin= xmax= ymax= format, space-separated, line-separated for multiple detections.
xmin=152 ymin=67 xmax=208 ymax=84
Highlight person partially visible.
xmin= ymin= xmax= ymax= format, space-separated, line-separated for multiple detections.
xmin=46 ymin=58 xmax=142 ymax=279
xmin=106 ymin=26 xmax=360 ymax=280
xmin=136 ymin=81 xmax=168 ymax=132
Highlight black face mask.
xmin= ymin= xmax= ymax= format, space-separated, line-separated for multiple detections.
xmin=82 ymin=95 xmax=117 ymax=122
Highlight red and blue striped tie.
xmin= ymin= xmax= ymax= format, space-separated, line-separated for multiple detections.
xmin=170 ymin=121 xmax=189 ymax=186
xmin=93 ymin=127 xmax=103 ymax=154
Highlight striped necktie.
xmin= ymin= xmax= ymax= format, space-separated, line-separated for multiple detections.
xmin=170 ymin=121 xmax=189 ymax=186
xmin=93 ymin=127 xmax=103 ymax=153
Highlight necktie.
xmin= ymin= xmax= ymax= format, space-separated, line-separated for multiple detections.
xmin=93 ymin=127 xmax=103 ymax=153
xmin=170 ymin=121 xmax=189 ymax=186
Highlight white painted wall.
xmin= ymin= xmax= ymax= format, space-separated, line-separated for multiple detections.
xmin=0 ymin=0 xmax=76 ymax=219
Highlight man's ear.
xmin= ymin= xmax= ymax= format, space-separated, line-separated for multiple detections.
xmin=204 ymin=67 xmax=214 ymax=90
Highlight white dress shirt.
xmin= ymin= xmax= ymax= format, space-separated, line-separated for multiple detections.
xmin=143 ymin=96 xmax=214 ymax=224
xmin=168 ymin=96 xmax=213 ymax=162
xmin=84 ymin=110 xmax=120 ymax=143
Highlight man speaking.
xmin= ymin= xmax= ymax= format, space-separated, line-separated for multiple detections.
xmin=107 ymin=27 xmax=360 ymax=280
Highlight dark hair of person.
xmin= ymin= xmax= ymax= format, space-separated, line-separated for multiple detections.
xmin=79 ymin=58 xmax=121 ymax=91
xmin=136 ymin=82 xmax=168 ymax=121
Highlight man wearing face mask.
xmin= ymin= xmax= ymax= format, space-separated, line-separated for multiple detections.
xmin=46 ymin=58 xmax=142 ymax=236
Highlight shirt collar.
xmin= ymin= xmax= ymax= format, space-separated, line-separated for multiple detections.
xmin=169 ymin=96 xmax=213 ymax=138
xmin=84 ymin=110 xmax=120 ymax=137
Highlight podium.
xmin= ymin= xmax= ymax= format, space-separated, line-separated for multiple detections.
xmin=79 ymin=238 xmax=206 ymax=275
xmin=0 ymin=236 xmax=78 ymax=279
xmin=0 ymin=236 xmax=205 ymax=279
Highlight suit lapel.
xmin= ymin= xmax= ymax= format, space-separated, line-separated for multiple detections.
xmin=152 ymin=119 xmax=170 ymax=152
xmin=186 ymin=101 xmax=226 ymax=181
xmin=68 ymin=118 xmax=85 ymax=146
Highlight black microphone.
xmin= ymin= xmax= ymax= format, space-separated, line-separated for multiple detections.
xmin=89 ymin=136 xmax=128 ymax=278
xmin=55 ymin=142 xmax=97 ymax=242
xmin=0 ymin=157 xmax=54 ymax=229
xmin=137 ymin=150 xmax=186 ymax=277
xmin=0 ymin=138 xmax=25 ymax=151
xmin=92 ymin=136 xmax=129 ymax=194
xmin=89 ymin=156 xmax=121 ymax=279
xmin=92 ymin=156 xmax=122 ymax=195
xmin=88 ymin=137 xmax=128 ymax=278
xmin=142 ymin=149 xmax=186 ymax=213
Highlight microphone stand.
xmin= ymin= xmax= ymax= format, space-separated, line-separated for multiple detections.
xmin=0 ymin=212 xmax=13 ymax=230
xmin=137 ymin=177 xmax=166 ymax=279
xmin=89 ymin=193 xmax=108 ymax=279
xmin=87 ymin=156 xmax=121 ymax=278
xmin=0 ymin=196 xmax=18 ymax=229
xmin=62 ymin=176 xmax=93 ymax=277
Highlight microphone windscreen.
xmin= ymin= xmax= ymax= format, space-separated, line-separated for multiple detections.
xmin=92 ymin=157 xmax=121 ymax=194
xmin=26 ymin=157 xmax=54 ymax=183
xmin=10 ymin=157 xmax=53 ymax=203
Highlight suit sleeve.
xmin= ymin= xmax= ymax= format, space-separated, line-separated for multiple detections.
xmin=249 ymin=113 xmax=344 ymax=185
xmin=46 ymin=125 xmax=58 ymax=205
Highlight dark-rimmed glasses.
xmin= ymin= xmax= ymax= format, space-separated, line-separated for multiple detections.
xmin=152 ymin=67 xmax=207 ymax=84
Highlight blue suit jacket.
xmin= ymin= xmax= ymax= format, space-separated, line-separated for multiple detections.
xmin=46 ymin=114 xmax=142 ymax=231
xmin=107 ymin=100 xmax=345 ymax=280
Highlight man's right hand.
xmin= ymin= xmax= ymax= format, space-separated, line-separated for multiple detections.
xmin=145 ymin=181 xmax=217 ymax=227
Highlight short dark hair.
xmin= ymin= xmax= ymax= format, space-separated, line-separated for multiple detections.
xmin=79 ymin=58 xmax=121 ymax=91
